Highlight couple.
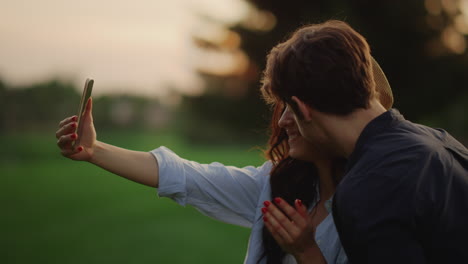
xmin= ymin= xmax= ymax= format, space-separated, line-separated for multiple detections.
xmin=56 ymin=20 xmax=468 ymax=263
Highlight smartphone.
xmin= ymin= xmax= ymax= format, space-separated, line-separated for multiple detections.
xmin=73 ymin=78 xmax=94 ymax=148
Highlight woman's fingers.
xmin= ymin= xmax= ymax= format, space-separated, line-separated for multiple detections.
xmin=265 ymin=201 xmax=298 ymax=232
xmin=262 ymin=200 xmax=305 ymax=240
xmin=55 ymin=121 xmax=77 ymax=139
xmin=60 ymin=144 xmax=82 ymax=157
xmin=294 ymin=199 xmax=308 ymax=217
xmin=56 ymin=121 xmax=78 ymax=149
xmin=273 ymin=197 xmax=307 ymax=227
xmin=263 ymin=209 xmax=294 ymax=244
xmin=264 ymin=215 xmax=287 ymax=245
xmin=262 ymin=198 xmax=323 ymax=259
xmin=57 ymin=132 xmax=84 ymax=158
xmin=58 ymin=115 xmax=77 ymax=129
xmin=56 ymin=115 xmax=78 ymax=140
xmin=57 ymin=133 xmax=77 ymax=149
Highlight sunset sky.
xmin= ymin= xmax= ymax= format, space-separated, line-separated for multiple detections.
xmin=1 ymin=0 xmax=251 ymax=97
xmin=3 ymin=0 xmax=467 ymax=99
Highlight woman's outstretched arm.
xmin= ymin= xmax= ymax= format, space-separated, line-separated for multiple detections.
xmin=55 ymin=97 xmax=159 ymax=188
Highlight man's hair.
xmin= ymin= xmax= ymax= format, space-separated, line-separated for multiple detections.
xmin=261 ymin=20 xmax=376 ymax=115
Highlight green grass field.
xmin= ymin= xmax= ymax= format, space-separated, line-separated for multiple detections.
xmin=1 ymin=131 xmax=267 ymax=264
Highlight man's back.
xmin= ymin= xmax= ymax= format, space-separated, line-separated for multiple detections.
xmin=333 ymin=109 xmax=468 ymax=263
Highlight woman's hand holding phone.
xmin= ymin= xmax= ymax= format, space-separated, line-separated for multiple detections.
xmin=56 ymin=79 xmax=97 ymax=161
xmin=55 ymin=89 xmax=160 ymax=187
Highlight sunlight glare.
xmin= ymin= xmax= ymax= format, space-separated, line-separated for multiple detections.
xmin=0 ymin=0 xmax=252 ymax=97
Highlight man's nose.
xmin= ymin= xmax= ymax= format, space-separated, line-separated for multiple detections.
xmin=278 ymin=106 xmax=294 ymax=128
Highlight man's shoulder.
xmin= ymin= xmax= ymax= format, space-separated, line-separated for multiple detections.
xmin=346 ymin=123 xmax=463 ymax=185
xmin=352 ymin=127 xmax=435 ymax=174
xmin=343 ymin=122 xmax=467 ymax=196
xmin=365 ymin=120 xmax=463 ymax=159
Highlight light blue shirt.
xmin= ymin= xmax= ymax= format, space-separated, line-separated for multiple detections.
xmin=151 ymin=146 xmax=348 ymax=264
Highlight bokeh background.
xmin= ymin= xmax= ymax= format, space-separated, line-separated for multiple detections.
xmin=2 ymin=0 xmax=467 ymax=263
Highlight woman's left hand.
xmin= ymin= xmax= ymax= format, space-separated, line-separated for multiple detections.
xmin=262 ymin=197 xmax=326 ymax=264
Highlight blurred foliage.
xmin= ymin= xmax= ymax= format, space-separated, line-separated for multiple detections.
xmin=0 ymin=80 xmax=174 ymax=135
xmin=239 ymin=0 xmax=468 ymax=120
xmin=1 ymin=80 xmax=80 ymax=132
xmin=1 ymin=0 xmax=467 ymax=145
xmin=175 ymin=74 xmax=270 ymax=145
xmin=181 ymin=0 xmax=468 ymax=144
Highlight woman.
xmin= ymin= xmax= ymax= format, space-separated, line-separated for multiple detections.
xmin=56 ymin=99 xmax=342 ymax=263
xmin=56 ymin=21 xmax=393 ymax=264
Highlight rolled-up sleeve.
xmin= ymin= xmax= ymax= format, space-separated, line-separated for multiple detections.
xmin=151 ymin=146 xmax=272 ymax=228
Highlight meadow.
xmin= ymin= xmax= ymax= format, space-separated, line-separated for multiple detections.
xmin=1 ymin=130 xmax=267 ymax=264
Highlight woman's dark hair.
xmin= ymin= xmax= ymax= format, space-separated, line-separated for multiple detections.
xmin=259 ymin=101 xmax=318 ymax=263
xmin=259 ymin=101 xmax=345 ymax=263
xmin=259 ymin=20 xmax=355 ymax=263
xmin=261 ymin=20 xmax=376 ymax=116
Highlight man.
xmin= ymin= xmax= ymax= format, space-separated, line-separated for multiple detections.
xmin=261 ymin=20 xmax=468 ymax=263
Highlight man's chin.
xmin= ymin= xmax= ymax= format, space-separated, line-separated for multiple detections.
xmin=288 ymin=151 xmax=302 ymax=160
xmin=289 ymin=151 xmax=317 ymax=162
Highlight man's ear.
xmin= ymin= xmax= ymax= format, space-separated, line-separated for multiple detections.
xmin=291 ymin=96 xmax=313 ymax=121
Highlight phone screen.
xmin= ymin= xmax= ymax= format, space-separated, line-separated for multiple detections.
xmin=73 ymin=78 xmax=94 ymax=148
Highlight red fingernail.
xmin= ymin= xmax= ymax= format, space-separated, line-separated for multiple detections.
xmin=261 ymin=207 xmax=267 ymax=214
xmin=71 ymin=123 xmax=76 ymax=128
xmin=78 ymin=146 xmax=83 ymax=152
xmin=72 ymin=116 xmax=77 ymax=121
xmin=71 ymin=134 xmax=77 ymax=139
xmin=274 ymin=197 xmax=281 ymax=204
xmin=263 ymin=201 xmax=271 ymax=207
xmin=296 ymin=199 xmax=302 ymax=206
xmin=263 ymin=216 xmax=268 ymax=222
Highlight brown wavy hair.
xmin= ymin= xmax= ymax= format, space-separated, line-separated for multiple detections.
xmin=260 ymin=101 xmax=346 ymax=263
xmin=259 ymin=20 xmax=369 ymax=263
xmin=259 ymin=100 xmax=319 ymax=263
xmin=261 ymin=20 xmax=376 ymax=116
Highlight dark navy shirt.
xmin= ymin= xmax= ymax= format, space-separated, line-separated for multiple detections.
xmin=333 ymin=109 xmax=468 ymax=263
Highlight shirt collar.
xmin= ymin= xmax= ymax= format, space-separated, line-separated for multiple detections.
xmin=345 ymin=109 xmax=405 ymax=173
xmin=324 ymin=198 xmax=333 ymax=213
xmin=314 ymin=186 xmax=335 ymax=214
